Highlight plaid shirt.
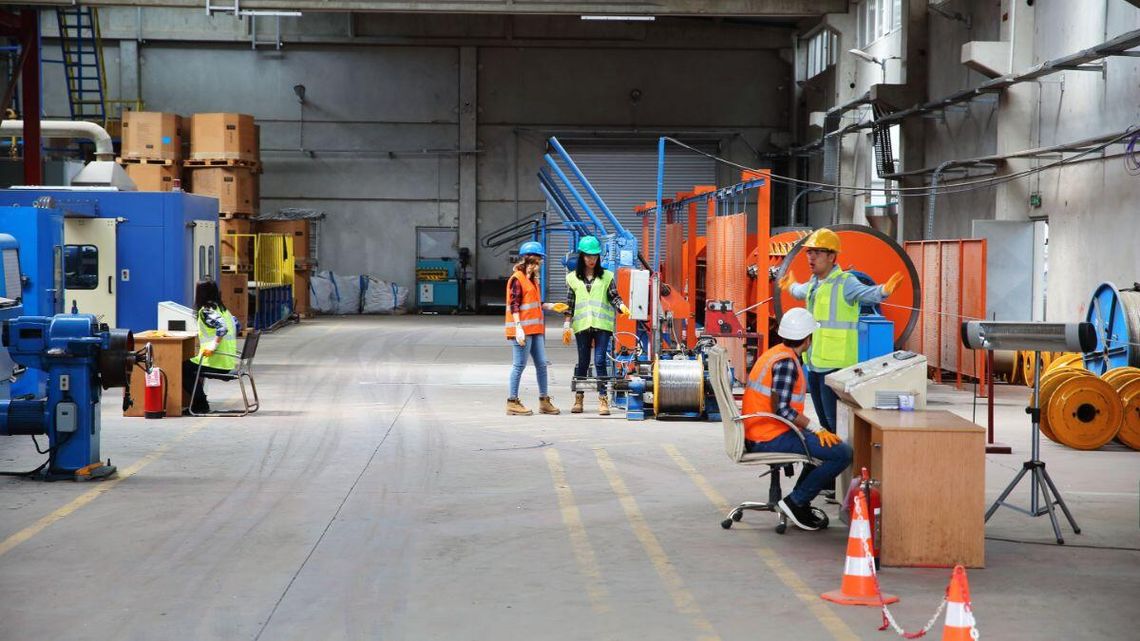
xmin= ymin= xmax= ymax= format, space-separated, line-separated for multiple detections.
xmin=769 ymin=357 xmax=802 ymax=423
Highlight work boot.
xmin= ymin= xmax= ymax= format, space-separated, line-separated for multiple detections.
xmin=571 ymin=392 xmax=585 ymax=414
xmin=598 ymin=395 xmax=611 ymax=416
xmin=506 ymin=398 xmax=533 ymax=416
xmin=539 ymin=396 xmax=560 ymax=415
xmin=777 ymin=497 xmax=823 ymax=531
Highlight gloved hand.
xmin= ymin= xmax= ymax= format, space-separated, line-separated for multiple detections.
xmin=778 ymin=268 xmax=798 ymax=290
xmin=550 ymin=302 xmax=569 ymax=314
xmin=201 ymin=348 xmax=214 ymax=358
xmin=562 ymin=321 xmax=572 ymax=345
xmin=514 ymin=325 xmax=526 ymax=346
xmin=619 ymin=304 xmax=631 ymax=318
xmin=881 ymin=271 xmax=904 ymax=296
xmin=816 ymin=431 xmax=843 ymax=448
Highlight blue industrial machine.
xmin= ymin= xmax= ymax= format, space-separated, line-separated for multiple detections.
xmin=0 ymin=314 xmax=143 ymax=479
xmin=415 ymin=226 xmax=461 ymax=313
xmin=0 ymin=189 xmax=219 ymax=332
xmin=0 ymin=201 xmax=65 ymax=317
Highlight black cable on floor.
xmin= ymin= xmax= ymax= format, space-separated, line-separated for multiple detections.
xmin=985 ymin=535 xmax=1140 ymax=553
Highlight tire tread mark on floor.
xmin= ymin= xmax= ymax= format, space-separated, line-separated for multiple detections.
xmin=251 ymin=386 xmax=416 ymax=641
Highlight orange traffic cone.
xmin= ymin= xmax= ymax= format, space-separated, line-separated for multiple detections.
xmin=821 ymin=491 xmax=898 ymax=606
xmin=941 ymin=565 xmax=977 ymax=641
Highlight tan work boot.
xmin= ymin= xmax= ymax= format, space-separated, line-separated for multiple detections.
xmin=598 ymin=395 xmax=611 ymax=416
xmin=571 ymin=392 xmax=585 ymax=414
xmin=506 ymin=398 xmax=533 ymax=416
xmin=539 ymin=396 xmax=560 ymax=415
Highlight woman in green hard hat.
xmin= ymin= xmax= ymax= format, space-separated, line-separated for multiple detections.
xmin=563 ymin=236 xmax=629 ymax=416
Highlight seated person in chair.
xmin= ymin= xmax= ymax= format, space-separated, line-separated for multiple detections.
xmin=183 ymin=280 xmax=238 ymax=414
xmin=742 ymin=307 xmax=853 ymax=531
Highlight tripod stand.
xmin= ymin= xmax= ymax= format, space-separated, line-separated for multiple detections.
xmin=984 ymin=350 xmax=1080 ymax=544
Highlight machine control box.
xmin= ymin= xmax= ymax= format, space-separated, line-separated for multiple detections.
xmin=628 ymin=269 xmax=650 ymax=321
xmin=825 ymin=350 xmax=929 ymax=410
xmin=55 ymin=402 xmax=77 ymax=433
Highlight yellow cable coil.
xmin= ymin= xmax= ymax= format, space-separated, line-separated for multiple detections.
xmin=1100 ymin=367 xmax=1140 ymax=451
xmin=1035 ymin=366 xmax=1122 ymax=450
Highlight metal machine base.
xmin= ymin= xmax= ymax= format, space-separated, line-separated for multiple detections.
xmin=985 ymin=459 xmax=1080 ymax=544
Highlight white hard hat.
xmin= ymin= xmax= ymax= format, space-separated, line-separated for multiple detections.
xmin=778 ymin=307 xmax=819 ymax=341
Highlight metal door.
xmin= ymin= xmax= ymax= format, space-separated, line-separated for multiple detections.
xmin=193 ymin=220 xmax=218 ymax=283
xmin=64 ymin=218 xmax=117 ymax=325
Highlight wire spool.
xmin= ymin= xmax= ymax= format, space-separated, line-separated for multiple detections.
xmin=1036 ymin=368 xmax=1095 ymax=442
xmin=1084 ymin=283 xmax=1140 ymax=374
xmin=652 ymin=357 xmax=705 ymax=416
xmin=1113 ymin=379 xmax=1140 ymax=451
xmin=772 ymin=224 xmax=921 ymax=348
xmin=1020 ymin=350 xmax=1043 ymax=385
xmin=1046 ymin=353 xmax=1084 ymax=373
xmin=992 ymin=350 xmax=1018 ymax=382
xmin=1101 ymin=366 xmax=1140 ymax=388
xmin=1044 ymin=374 xmax=1123 ymax=450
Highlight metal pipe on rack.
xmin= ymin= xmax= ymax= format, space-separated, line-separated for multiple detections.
xmin=543 ymin=154 xmax=609 ymax=237
xmin=548 ymin=137 xmax=632 ymax=239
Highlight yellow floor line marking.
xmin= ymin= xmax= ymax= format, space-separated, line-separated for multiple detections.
xmin=663 ymin=444 xmax=861 ymax=641
xmin=594 ymin=448 xmax=721 ymax=641
xmin=544 ymin=448 xmax=611 ymax=614
xmin=0 ymin=420 xmax=209 ymax=559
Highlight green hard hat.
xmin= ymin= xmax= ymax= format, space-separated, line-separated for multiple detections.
xmin=577 ymin=236 xmax=602 ymax=255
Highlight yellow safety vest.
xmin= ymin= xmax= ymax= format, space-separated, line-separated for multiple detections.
xmin=191 ymin=308 xmax=238 ymax=371
xmin=566 ymin=270 xmax=616 ymax=333
xmin=806 ymin=268 xmax=860 ymax=370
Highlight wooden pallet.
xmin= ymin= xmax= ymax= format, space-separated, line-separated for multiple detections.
xmin=117 ymin=157 xmax=178 ymax=165
xmin=219 ymin=211 xmax=255 ymax=220
xmin=184 ymin=158 xmax=261 ymax=169
xmin=221 ymin=263 xmax=253 ymax=274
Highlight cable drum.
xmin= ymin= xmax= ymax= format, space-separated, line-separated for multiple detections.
xmin=653 ymin=357 xmax=705 ymax=415
xmin=1084 ymin=283 xmax=1139 ymax=374
xmin=1119 ymin=291 xmax=1140 ymax=367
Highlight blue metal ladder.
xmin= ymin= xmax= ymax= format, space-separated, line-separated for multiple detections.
xmin=52 ymin=7 xmax=107 ymax=124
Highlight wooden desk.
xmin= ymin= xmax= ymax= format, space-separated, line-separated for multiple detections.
xmin=851 ymin=409 xmax=986 ymax=568
xmin=125 ymin=332 xmax=198 ymax=418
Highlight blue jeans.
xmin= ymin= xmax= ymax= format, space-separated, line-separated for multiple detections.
xmin=574 ymin=328 xmax=611 ymax=393
xmin=807 ymin=368 xmax=839 ymax=432
xmin=509 ymin=334 xmax=549 ymax=399
xmin=748 ymin=430 xmax=853 ymax=505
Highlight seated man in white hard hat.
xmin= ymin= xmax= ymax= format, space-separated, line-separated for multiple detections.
xmin=741 ymin=307 xmax=853 ymax=531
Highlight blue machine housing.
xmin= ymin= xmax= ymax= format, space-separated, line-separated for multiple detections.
xmin=858 ymin=314 xmax=895 ymax=361
xmin=0 ymin=206 xmax=65 ymax=317
xmin=0 ymin=190 xmax=219 ymax=332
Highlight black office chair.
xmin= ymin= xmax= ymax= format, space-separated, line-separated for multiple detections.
xmin=189 ymin=330 xmax=261 ymax=417
xmin=707 ymin=346 xmax=828 ymax=534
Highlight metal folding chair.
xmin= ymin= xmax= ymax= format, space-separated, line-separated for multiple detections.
xmin=189 ymin=330 xmax=261 ymax=417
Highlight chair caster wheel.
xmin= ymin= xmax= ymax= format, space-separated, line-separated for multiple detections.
xmin=810 ymin=507 xmax=830 ymax=529
xmin=775 ymin=522 xmax=787 ymax=534
xmin=721 ymin=519 xmax=733 ymax=529
xmin=732 ymin=512 xmax=744 ymax=522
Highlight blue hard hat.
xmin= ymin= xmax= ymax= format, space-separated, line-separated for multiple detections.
xmin=518 ymin=240 xmax=545 ymax=257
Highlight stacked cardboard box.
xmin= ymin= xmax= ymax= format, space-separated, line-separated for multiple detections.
xmin=118 ymin=111 xmax=183 ymax=191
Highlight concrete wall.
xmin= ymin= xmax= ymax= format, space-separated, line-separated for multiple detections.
xmin=40 ymin=11 xmax=795 ymax=298
xmin=795 ymin=0 xmax=1140 ymax=322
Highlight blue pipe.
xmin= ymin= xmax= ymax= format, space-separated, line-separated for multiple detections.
xmin=544 ymin=154 xmax=609 ymax=237
xmin=547 ymin=137 xmax=632 ymax=239
xmin=538 ymin=169 xmax=600 ymax=235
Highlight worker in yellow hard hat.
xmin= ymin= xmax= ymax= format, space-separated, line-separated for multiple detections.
xmin=777 ymin=228 xmax=905 ymax=446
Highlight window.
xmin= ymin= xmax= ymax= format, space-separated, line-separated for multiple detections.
xmin=64 ymin=244 xmax=100 ymax=290
xmin=858 ymin=0 xmax=903 ymax=47
xmin=803 ymin=28 xmax=838 ymax=80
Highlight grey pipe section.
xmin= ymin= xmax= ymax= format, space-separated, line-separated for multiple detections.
xmin=790 ymin=186 xmax=824 ymax=227
xmin=0 ymin=119 xmax=115 ymax=160
xmin=925 ymin=160 xmax=958 ymax=239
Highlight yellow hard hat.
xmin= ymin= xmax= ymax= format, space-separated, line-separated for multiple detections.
xmin=803 ymin=228 xmax=841 ymax=253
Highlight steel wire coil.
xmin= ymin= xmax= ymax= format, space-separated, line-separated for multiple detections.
xmin=653 ymin=357 xmax=705 ymax=415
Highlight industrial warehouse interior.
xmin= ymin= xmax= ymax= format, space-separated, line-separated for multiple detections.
xmin=1 ymin=1 xmax=1138 ymax=640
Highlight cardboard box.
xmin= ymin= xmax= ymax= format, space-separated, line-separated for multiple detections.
xmin=121 ymin=111 xmax=183 ymax=161
xmin=257 ymin=219 xmax=312 ymax=265
xmin=293 ymin=268 xmax=311 ymax=317
xmin=220 ymin=272 xmax=250 ymax=329
xmin=220 ymin=219 xmax=255 ymax=269
xmin=188 ymin=167 xmax=255 ymax=215
xmin=125 ymin=163 xmax=180 ymax=192
xmin=190 ymin=113 xmax=258 ymax=162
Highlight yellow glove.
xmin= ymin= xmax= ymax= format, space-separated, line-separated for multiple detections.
xmin=882 ymin=271 xmax=904 ymax=296
xmin=201 ymin=348 xmax=214 ymax=358
xmin=551 ymin=302 xmax=569 ymax=314
xmin=562 ymin=321 xmax=572 ymax=345
xmin=815 ymin=431 xmax=842 ymax=448
xmin=778 ymin=268 xmax=797 ymax=290
xmin=619 ymin=304 xmax=631 ymax=318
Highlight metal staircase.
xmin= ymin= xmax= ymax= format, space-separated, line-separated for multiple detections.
xmin=53 ymin=7 xmax=107 ymax=125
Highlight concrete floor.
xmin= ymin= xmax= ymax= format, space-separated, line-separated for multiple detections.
xmin=1 ymin=315 xmax=1137 ymax=641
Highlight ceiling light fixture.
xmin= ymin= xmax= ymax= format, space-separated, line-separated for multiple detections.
xmin=581 ymin=15 xmax=656 ymax=22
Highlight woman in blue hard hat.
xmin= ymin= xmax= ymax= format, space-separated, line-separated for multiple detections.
xmin=563 ymin=236 xmax=629 ymax=416
xmin=505 ymin=240 xmax=562 ymax=416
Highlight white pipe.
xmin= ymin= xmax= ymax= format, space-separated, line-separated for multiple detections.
xmin=0 ymin=119 xmax=115 ymax=160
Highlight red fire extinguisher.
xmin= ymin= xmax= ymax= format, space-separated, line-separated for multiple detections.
xmin=144 ymin=367 xmax=167 ymax=419
xmin=857 ymin=467 xmax=882 ymax=568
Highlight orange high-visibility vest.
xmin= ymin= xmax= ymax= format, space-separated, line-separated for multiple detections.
xmin=504 ymin=271 xmax=545 ymax=338
xmin=741 ymin=343 xmax=807 ymax=443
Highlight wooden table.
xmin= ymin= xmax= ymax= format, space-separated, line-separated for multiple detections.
xmin=851 ymin=409 xmax=986 ymax=568
xmin=125 ymin=332 xmax=198 ymax=418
